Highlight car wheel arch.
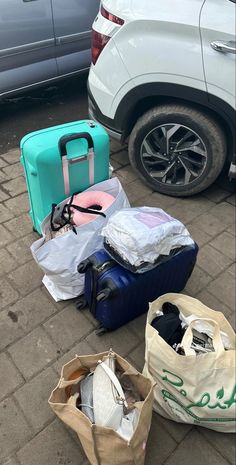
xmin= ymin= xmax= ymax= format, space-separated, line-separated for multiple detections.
xmin=115 ymin=83 xmax=235 ymax=160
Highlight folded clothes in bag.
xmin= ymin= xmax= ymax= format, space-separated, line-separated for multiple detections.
xmin=93 ymin=352 xmax=128 ymax=430
xmin=101 ymin=207 xmax=194 ymax=272
xmin=151 ymin=301 xmax=234 ymax=354
xmin=78 ymin=355 xmax=141 ymax=440
xmin=151 ymin=302 xmax=185 ymax=348
xmin=143 ymin=293 xmax=236 ymax=432
xmin=49 ymin=351 xmax=154 ymax=465
xmin=79 ymin=373 xmax=94 ymax=423
xmin=64 ymin=351 xmax=143 ymax=440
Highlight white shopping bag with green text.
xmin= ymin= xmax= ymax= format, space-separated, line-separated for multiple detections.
xmin=143 ymin=293 xmax=236 ymax=433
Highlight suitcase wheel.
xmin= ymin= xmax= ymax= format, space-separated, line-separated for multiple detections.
xmin=96 ymin=287 xmax=113 ymax=302
xmin=77 ymin=259 xmax=91 ymax=273
xmin=95 ymin=326 xmax=108 ymax=336
xmin=76 ymin=296 xmax=87 ymax=311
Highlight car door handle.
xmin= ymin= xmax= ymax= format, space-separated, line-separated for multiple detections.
xmin=211 ymin=41 xmax=236 ymax=54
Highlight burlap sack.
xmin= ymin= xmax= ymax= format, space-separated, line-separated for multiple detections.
xmin=143 ymin=293 xmax=236 ymax=433
xmin=49 ymin=351 xmax=154 ymax=465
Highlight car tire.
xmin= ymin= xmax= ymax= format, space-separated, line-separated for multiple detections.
xmin=128 ymin=104 xmax=227 ymax=196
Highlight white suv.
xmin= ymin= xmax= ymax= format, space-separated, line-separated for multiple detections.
xmin=88 ymin=0 xmax=236 ymax=196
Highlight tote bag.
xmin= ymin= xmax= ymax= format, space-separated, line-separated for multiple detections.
xmin=49 ymin=351 xmax=154 ymax=465
xmin=143 ymin=293 xmax=236 ymax=432
xmin=31 ymin=177 xmax=129 ymax=301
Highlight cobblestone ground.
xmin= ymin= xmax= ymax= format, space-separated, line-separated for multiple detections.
xmin=0 ymin=141 xmax=235 ymax=465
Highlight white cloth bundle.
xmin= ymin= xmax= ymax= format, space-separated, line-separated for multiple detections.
xmin=102 ymin=207 xmax=194 ymax=271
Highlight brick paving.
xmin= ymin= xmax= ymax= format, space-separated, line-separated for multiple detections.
xmin=0 ymin=143 xmax=235 ymax=465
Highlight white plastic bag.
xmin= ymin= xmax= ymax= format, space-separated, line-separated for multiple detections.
xmin=31 ymin=178 xmax=129 ymax=301
xmin=102 ymin=207 xmax=194 ymax=272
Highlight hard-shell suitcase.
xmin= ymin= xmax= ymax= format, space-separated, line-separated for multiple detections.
xmin=76 ymin=243 xmax=199 ymax=334
xmin=20 ymin=120 xmax=109 ymax=233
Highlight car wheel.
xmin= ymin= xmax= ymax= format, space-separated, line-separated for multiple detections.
xmin=128 ymin=104 xmax=227 ymax=196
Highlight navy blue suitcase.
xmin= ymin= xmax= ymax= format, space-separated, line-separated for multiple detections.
xmin=76 ymin=243 xmax=199 ymax=334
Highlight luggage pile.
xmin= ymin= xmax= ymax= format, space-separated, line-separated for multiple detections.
xmin=21 ymin=119 xmax=197 ymax=307
xmin=21 ymin=120 xmax=130 ymax=300
xmin=20 ymin=120 xmax=235 ymax=465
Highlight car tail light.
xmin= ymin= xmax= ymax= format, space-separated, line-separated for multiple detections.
xmin=101 ymin=5 xmax=124 ymax=25
xmin=91 ymin=29 xmax=110 ymax=65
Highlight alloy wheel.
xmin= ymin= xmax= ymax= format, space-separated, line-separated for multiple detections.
xmin=140 ymin=123 xmax=207 ymax=186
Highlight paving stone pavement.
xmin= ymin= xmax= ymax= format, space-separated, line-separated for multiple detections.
xmin=0 ymin=144 xmax=235 ymax=465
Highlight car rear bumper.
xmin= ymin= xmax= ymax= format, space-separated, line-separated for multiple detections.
xmin=87 ymin=83 xmax=123 ymax=141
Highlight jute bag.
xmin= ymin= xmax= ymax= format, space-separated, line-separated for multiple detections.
xmin=49 ymin=351 xmax=154 ymax=465
xmin=143 ymin=293 xmax=236 ymax=432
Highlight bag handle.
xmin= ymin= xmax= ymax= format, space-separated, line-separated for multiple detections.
xmin=58 ymin=132 xmax=95 ymax=196
xmin=66 ymin=203 xmax=106 ymax=218
xmin=181 ymin=318 xmax=225 ymax=356
xmin=97 ymin=360 xmax=128 ymax=408
xmin=59 ymin=132 xmax=94 ymax=158
xmin=50 ymin=194 xmax=106 ymax=233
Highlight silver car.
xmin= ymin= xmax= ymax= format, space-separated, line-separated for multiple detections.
xmin=0 ymin=0 xmax=99 ymax=97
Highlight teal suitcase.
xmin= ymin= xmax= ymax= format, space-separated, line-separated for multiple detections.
xmin=20 ymin=120 xmax=109 ymax=234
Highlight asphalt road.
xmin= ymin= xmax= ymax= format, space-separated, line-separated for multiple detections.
xmin=0 ymin=74 xmax=88 ymax=155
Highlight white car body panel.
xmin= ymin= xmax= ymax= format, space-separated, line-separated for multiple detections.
xmin=102 ymin=0 xmax=133 ymax=20
xmin=90 ymin=0 xmax=207 ymax=118
xmin=89 ymin=58 xmax=135 ymax=118
xmin=200 ymin=0 xmax=236 ymax=109
xmin=90 ymin=0 xmax=236 ymax=112
xmin=90 ymin=14 xmax=135 ymax=117
xmin=116 ymin=0 xmax=206 ymax=90
xmin=113 ymin=17 xmax=206 ymax=86
xmin=88 ymin=0 xmax=236 ymax=181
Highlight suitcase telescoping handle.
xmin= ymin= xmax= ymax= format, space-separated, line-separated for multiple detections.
xmin=59 ymin=132 xmax=95 ymax=196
